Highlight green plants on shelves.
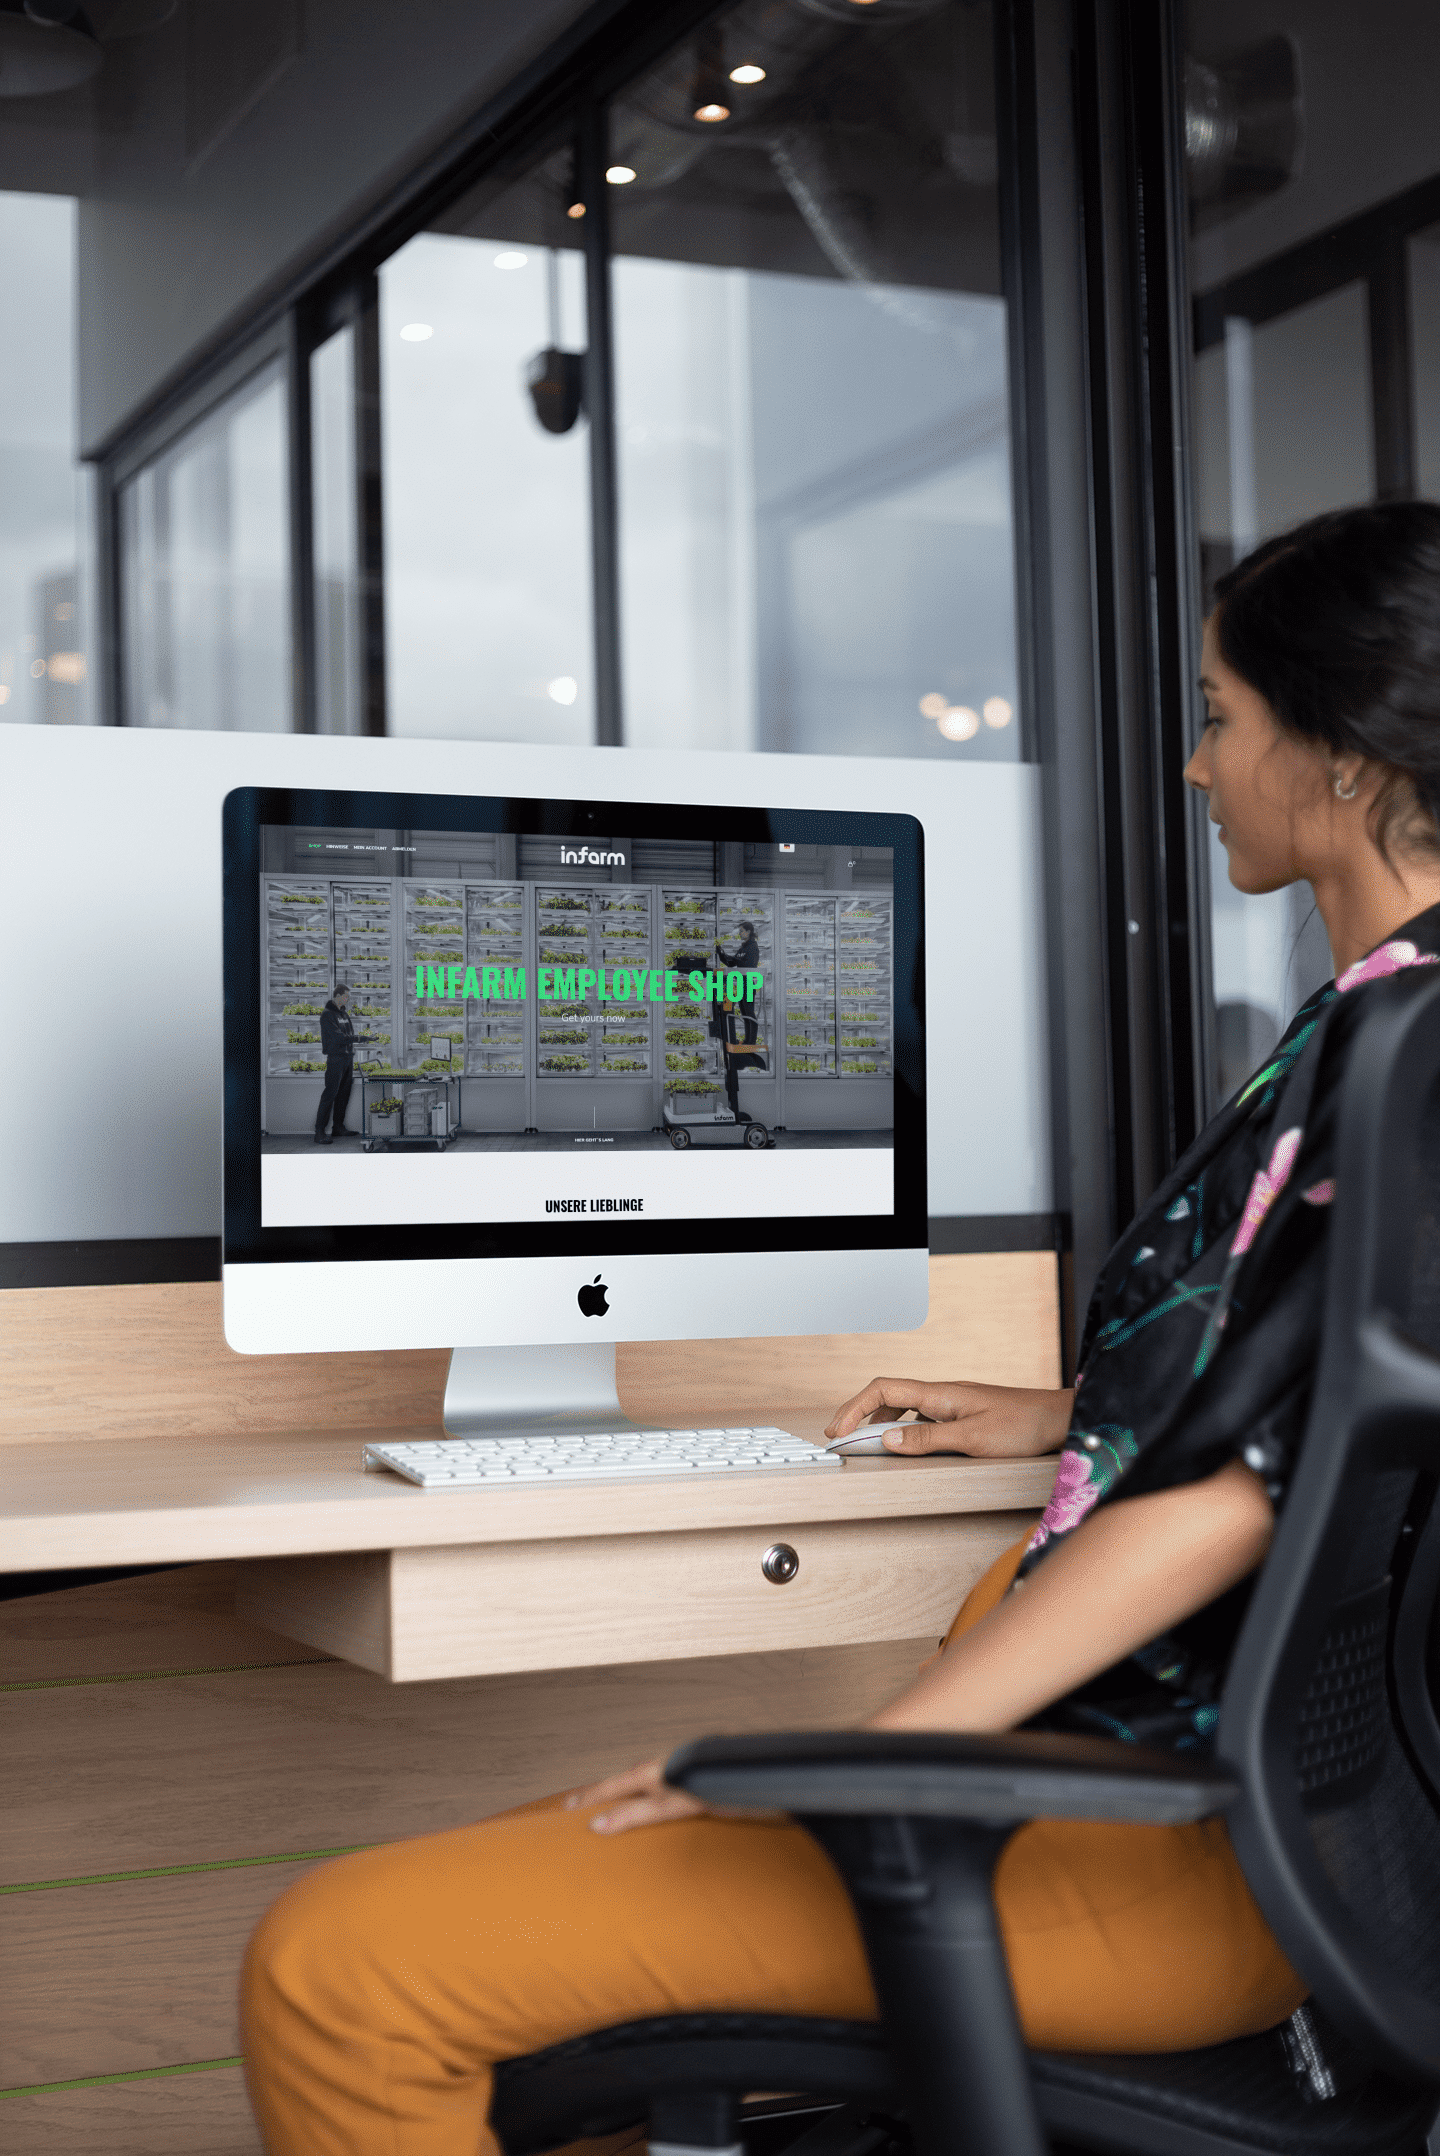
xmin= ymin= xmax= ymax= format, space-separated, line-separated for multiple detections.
xmin=282 ymin=1002 xmax=324 ymax=1015
xmin=841 ymin=1035 xmax=882 ymax=1049
xmin=666 ymin=1052 xmax=703 ymax=1072
xmin=665 ymin=1027 xmax=704 ymax=1046
xmin=414 ymin=948 xmax=464 ymax=964
xmin=540 ymin=1028 xmax=580 ymax=1045
xmin=603 ymin=1056 xmax=647 ymax=1071
xmin=414 ymin=895 xmax=462 ymax=909
xmin=371 ymin=1096 xmax=404 ymax=1116
xmin=540 ymin=895 xmax=589 ymax=912
xmin=539 ymin=1053 xmax=589 ymax=1072
xmin=413 ymin=1002 xmax=463 ymax=1018
xmin=840 ymin=1059 xmax=883 ymax=1074
xmin=605 ymin=1031 xmax=649 ymax=1047
xmin=418 ymin=1057 xmax=455 ymax=1072
xmin=278 ymin=893 xmax=327 ymax=905
xmin=665 ymin=899 xmax=708 ymax=914
xmin=356 ymin=1004 xmax=390 ymax=1018
xmin=286 ymin=1028 xmax=320 ymax=1043
xmin=289 ymin=1058 xmax=325 ymax=1072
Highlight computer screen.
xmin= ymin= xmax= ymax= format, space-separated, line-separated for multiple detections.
xmin=222 ymin=786 xmax=926 ymax=1353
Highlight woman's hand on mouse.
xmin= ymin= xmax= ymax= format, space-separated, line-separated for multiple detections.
xmin=824 ymin=1378 xmax=1074 ymax=1458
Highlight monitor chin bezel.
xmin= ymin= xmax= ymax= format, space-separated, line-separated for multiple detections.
xmin=223 ymin=785 xmax=925 ymax=1269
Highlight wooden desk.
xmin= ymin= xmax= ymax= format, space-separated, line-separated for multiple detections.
xmin=0 ymin=1256 xmax=1060 ymax=2152
xmin=2 ymin=1421 xmax=1054 ymax=1678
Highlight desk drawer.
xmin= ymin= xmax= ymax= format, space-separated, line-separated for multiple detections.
xmin=239 ymin=1510 xmax=1037 ymax=1680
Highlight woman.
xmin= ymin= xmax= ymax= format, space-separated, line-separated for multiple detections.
xmin=242 ymin=503 xmax=1440 ymax=2155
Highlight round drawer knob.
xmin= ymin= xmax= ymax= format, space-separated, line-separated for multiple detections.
xmin=761 ymin=1542 xmax=800 ymax=1585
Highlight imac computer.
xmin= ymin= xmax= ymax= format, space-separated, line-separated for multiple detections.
xmin=222 ymin=784 xmax=926 ymax=1452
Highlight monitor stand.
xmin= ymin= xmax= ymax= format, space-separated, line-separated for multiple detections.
xmin=442 ymin=1342 xmax=643 ymax=1438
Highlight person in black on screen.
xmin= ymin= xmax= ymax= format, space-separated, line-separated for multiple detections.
xmin=314 ymin=985 xmax=370 ymax=1143
xmin=713 ymin=918 xmax=764 ymax=1121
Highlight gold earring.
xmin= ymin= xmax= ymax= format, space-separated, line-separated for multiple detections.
xmin=1334 ymin=772 xmax=1359 ymax=800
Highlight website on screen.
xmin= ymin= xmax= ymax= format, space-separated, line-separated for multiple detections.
xmin=257 ymin=824 xmax=896 ymax=1229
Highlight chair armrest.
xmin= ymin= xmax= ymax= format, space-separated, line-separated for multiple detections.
xmin=665 ymin=1728 xmax=1237 ymax=1828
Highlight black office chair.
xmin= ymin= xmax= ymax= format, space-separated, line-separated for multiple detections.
xmin=492 ymin=972 xmax=1440 ymax=2156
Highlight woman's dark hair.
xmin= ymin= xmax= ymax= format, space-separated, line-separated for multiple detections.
xmin=1213 ymin=500 xmax=1440 ymax=857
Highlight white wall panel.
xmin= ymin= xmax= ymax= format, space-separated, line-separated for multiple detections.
xmin=0 ymin=725 xmax=1050 ymax=1241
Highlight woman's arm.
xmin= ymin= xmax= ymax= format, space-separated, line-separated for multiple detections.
xmin=574 ymin=1458 xmax=1273 ymax=1831
xmin=825 ymin=1377 xmax=1074 ymax=1457
xmin=868 ymin=1457 xmax=1273 ymax=1732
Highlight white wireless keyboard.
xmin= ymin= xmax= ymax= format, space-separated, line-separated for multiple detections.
xmin=362 ymin=1427 xmax=840 ymax=1488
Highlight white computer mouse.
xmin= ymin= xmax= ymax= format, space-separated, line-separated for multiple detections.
xmin=825 ymin=1420 xmax=933 ymax=1456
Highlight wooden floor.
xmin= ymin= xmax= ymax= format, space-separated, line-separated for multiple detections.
xmin=1 ymin=1563 xmax=940 ymax=2152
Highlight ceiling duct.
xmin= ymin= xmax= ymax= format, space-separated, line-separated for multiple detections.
xmin=1184 ymin=33 xmax=1303 ymax=228
xmin=0 ymin=0 xmax=101 ymax=94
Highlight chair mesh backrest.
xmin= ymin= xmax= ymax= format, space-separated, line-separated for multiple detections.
xmin=1221 ymin=987 xmax=1440 ymax=2085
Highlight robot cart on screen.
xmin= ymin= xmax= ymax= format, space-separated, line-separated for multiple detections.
xmin=662 ymin=1089 xmax=772 ymax=1150
xmin=360 ymin=1074 xmax=461 ymax=1151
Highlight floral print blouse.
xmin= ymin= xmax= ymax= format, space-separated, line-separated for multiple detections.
xmin=1020 ymin=905 xmax=1440 ymax=1752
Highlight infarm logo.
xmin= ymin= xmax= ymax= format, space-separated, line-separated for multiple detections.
xmin=559 ymin=845 xmax=626 ymax=866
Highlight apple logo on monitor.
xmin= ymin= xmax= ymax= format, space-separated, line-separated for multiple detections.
xmin=577 ymin=1275 xmax=610 ymax=1318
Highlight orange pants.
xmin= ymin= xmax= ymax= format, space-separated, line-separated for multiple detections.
xmin=241 ymin=1542 xmax=1304 ymax=2155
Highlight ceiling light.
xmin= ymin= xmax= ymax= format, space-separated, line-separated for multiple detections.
xmin=918 ymin=692 xmax=949 ymax=720
xmin=983 ymin=695 xmax=1013 ymax=729
xmin=494 ymin=250 xmax=528 ymax=270
xmin=548 ymin=676 xmax=579 ymax=706
xmin=605 ymin=164 xmax=637 ymax=185
xmin=399 ymin=323 xmax=433 ymax=342
xmin=694 ymin=101 xmax=730 ymax=122
xmin=729 ymin=63 xmax=766 ymax=84
xmin=567 ymin=201 xmax=586 ymax=219
xmin=937 ymin=705 xmax=980 ymax=741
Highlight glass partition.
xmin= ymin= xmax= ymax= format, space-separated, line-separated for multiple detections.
xmin=119 ymin=362 xmax=290 ymax=731
xmin=311 ymin=323 xmax=364 ymax=736
xmin=379 ymin=150 xmax=593 ymax=745
xmin=607 ymin=0 xmax=1021 ymax=761
xmin=0 ymin=190 xmax=93 ymax=727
